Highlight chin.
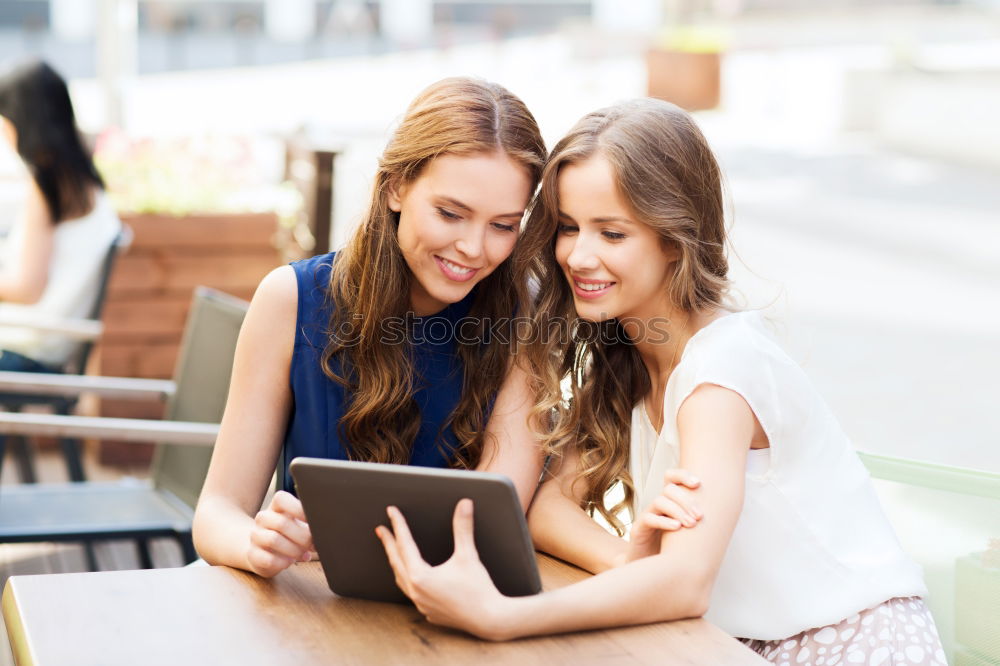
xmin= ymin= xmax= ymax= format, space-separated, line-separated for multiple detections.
xmin=573 ymin=305 xmax=616 ymax=324
xmin=432 ymin=284 xmax=473 ymax=305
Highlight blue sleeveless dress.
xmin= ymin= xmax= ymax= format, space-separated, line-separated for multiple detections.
xmin=282 ymin=252 xmax=477 ymax=492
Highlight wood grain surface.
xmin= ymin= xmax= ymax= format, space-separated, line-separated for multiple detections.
xmin=2 ymin=555 xmax=765 ymax=665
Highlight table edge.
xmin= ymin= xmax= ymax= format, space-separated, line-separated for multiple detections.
xmin=3 ymin=577 xmax=37 ymax=666
xmin=0 ymin=557 xmax=765 ymax=665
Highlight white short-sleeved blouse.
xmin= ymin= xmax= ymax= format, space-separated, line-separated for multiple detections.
xmin=629 ymin=311 xmax=926 ymax=640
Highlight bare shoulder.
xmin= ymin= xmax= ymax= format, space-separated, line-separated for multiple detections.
xmin=239 ymin=265 xmax=298 ymax=356
xmin=249 ymin=265 xmax=297 ymax=319
xmin=254 ymin=265 xmax=297 ymax=305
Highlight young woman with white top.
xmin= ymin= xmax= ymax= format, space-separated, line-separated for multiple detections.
xmin=0 ymin=60 xmax=120 ymax=371
xmin=377 ymin=98 xmax=946 ymax=665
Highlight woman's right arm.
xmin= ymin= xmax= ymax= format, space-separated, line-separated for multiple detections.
xmin=192 ymin=265 xmax=312 ymax=576
xmin=378 ymin=384 xmax=753 ymax=641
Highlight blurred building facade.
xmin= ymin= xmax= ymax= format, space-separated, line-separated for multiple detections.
xmin=3 ymin=0 xmax=995 ymax=78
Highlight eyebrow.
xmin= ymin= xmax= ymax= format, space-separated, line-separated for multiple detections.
xmin=438 ymin=196 xmax=524 ymax=220
xmin=558 ymin=211 xmax=635 ymax=225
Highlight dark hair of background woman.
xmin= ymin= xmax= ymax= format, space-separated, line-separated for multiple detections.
xmin=0 ymin=60 xmax=104 ymax=223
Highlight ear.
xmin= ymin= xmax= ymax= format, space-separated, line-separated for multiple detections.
xmin=662 ymin=240 xmax=682 ymax=264
xmin=387 ymin=179 xmax=404 ymax=213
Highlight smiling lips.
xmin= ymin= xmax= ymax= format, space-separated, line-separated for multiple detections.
xmin=571 ymin=276 xmax=615 ymax=300
xmin=435 ymin=255 xmax=480 ymax=282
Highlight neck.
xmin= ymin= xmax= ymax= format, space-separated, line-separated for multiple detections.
xmin=409 ymin=283 xmax=445 ymax=317
xmin=625 ymin=303 xmax=722 ymax=392
xmin=627 ymin=308 xmax=692 ymax=385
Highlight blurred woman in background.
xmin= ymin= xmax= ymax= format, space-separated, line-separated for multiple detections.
xmin=0 ymin=59 xmax=120 ymax=372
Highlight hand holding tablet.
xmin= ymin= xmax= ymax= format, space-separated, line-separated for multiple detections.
xmin=376 ymin=499 xmax=519 ymax=638
xmin=290 ymin=458 xmax=541 ymax=603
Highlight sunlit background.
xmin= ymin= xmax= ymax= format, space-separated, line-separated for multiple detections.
xmin=0 ymin=1 xmax=997 ymax=662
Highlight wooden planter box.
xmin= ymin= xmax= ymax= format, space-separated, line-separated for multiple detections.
xmin=96 ymin=211 xmax=281 ymax=466
xmin=646 ymin=49 xmax=721 ymax=112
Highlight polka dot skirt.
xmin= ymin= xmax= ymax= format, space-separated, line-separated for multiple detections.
xmin=739 ymin=597 xmax=946 ymax=666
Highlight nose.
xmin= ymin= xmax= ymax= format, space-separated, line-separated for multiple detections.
xmin=564 ymin=234 xmax=599 ymax=273
xmin=454 ymin=224 xmax=486 ymax=261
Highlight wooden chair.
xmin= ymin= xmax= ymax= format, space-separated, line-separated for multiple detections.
xmin=857 ymin=450 xmax=1000 ymax=664
xmin=0 ymin=227 xmax=132 ymax=483
xmin=0 ymin=287 xmax=248 ymax=570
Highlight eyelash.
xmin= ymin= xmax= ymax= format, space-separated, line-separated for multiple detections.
xmin=557 ymin=224 xmax=626 ymax=241
xmin=438 ymin=207 xmax=516 ymax=233
xmin=436 ymin=207 xmax=461 ymax=221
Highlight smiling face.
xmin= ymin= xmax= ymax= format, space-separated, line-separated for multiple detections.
xmin=554 ymin=154 xmax=678 ymax=323
xmin=390 ymin=151 xmax=533 ymax=316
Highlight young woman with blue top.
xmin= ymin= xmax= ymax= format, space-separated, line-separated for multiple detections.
xmin=193 ymin=77 xmax=547 ymax=577
xmin=377 ymin=99 xmax=947 ymax=664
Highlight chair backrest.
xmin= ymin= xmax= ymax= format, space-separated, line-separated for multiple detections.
xmin=150 ymin=287 xmax=249 ymax=508
xmin=859 ymin=451 xmax=1000 ymax=665
xmin=66 ymin=226 xmax=134 ymax=375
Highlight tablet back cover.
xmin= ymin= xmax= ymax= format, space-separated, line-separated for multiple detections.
xmin=291 ymin=458 xmax=542 ymax=603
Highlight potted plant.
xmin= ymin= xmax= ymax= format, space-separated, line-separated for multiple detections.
xmin=645 ymin=1 xmax=728 ymax=111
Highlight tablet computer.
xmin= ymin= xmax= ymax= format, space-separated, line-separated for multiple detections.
xmin=290 ymin=457 xmax=542 ymax=603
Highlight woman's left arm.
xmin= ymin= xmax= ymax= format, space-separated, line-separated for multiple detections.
xmin=475 ymin=360 xmax=544 ymax=511
xmin=379 ymin=383 xmax=755 ymax=640
xmin=0 ymin=180 xmax=53 ymax=303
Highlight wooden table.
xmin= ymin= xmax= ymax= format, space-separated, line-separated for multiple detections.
xmin=2 ymin=555 xmax=765 ymax=665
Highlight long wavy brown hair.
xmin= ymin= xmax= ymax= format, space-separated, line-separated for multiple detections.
xmin=515 ymin=99 xmax=729 ymax=533
xmin=322 ymin=77 xmax=545 ymax=468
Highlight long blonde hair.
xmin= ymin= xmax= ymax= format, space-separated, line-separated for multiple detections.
xmin=516 ymin=99 xmax=728 ymax=532
xmin=324 ymin=77 xmax=546 ymax=468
